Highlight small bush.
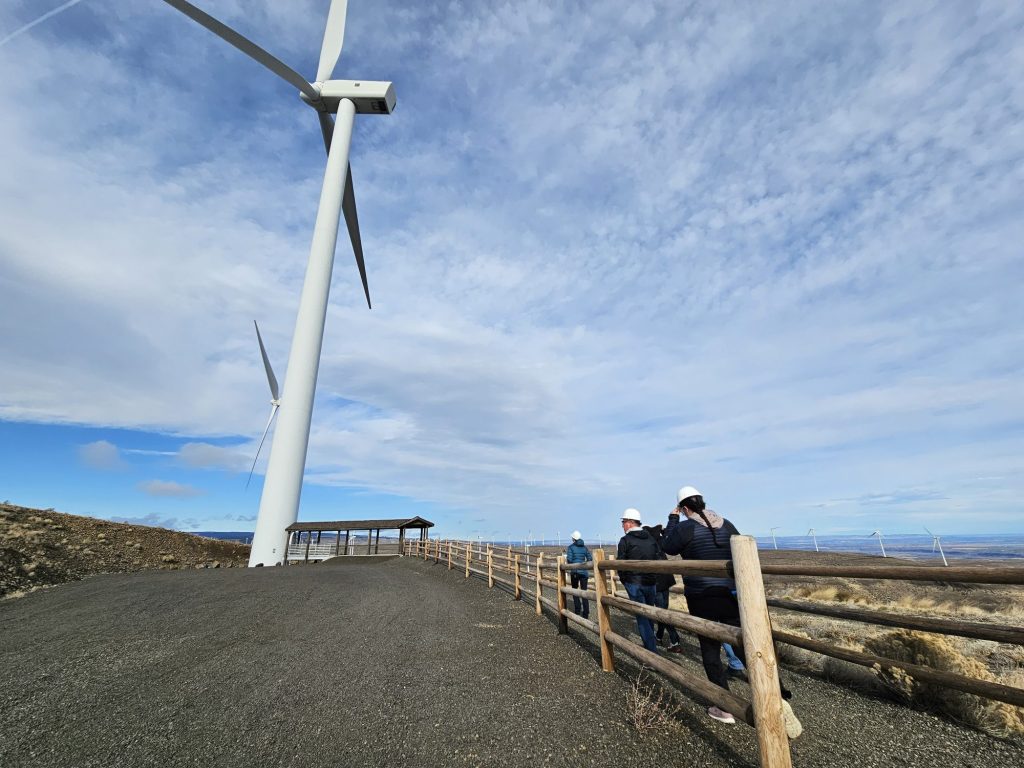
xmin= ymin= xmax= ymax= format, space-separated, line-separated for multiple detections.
xmin=626 ymin=669 xmax=682 ymax=734
xmin=865 ymin=630 xmax=1024 ymax=737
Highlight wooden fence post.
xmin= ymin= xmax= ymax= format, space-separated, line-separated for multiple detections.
xmin=465 ymin=541 xmax=471 ymax=578
xmin=487 ymin=545 xmax=494 ymax=588
xmin=535 ymin=553 xmax=544 ymax=615
xmin=732 ymin=535 xmax=793 ymax=768
xmin=514 ymin=555 xmax=522 ymax=599
xmin=556 ymin=555 xmax=568 ymax=634
xmin=592 ymin=549 xmax=615 ymax=672
xmin=447 ymin=540 xmax=452 ymax=570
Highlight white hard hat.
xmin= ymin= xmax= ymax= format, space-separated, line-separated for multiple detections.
xmin=571 ymin=530 xmax=582 ymax=541
xmin=677 ymin=486 xmax=702 ymax=503
xmin=621 ymin=508 xmax=642 ymax=523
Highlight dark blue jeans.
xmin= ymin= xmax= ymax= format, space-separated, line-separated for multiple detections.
xmin=624 ymin=582 xmax=659 ymax=653
xmin=570 ymin=572 xmax=589 ymax=618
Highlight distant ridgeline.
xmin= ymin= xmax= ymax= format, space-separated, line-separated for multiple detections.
xmin=193 ymin=531 xmax=254 ymax=544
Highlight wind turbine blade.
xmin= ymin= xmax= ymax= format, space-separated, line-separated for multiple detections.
xmin=924 ymin=526 xmax=934 ymax=536
xmin=254 ymin=321 xmax=280 ymax=401
xmin=160 ymin=0 xmax=319 ymax=101
xmin=342 ymin=163 xmax=372 ymax=309
xmin=315 ymin=112 xmax=370 ymax=308
xmin=318 ymin=111 xmax=335 ymax=153
xmin=246 ymin=403 xmax=279 ymax=489
xmin=316 ymin=0 xmax=349 ymax=83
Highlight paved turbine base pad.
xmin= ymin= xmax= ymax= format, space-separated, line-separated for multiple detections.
xmin=1 ymin=559 xmax=1021 ymax=768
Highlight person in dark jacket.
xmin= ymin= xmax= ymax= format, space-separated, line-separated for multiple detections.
xmin=643 ymin=524 xmax=682 ymax=652
xmin=616 ymin=508 xmax=660 ymax=653
xmin=565 ymin=531 xmax=592 ymax=618
xmin=662 ymin=485 xmax=801 ymax=737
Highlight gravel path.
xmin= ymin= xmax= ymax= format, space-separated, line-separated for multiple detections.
xmin=1 ymin=558 xmax=1021 ymax=768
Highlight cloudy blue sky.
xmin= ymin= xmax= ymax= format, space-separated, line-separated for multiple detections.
xmin=1 ymin=0 xmax=1022 ymax=542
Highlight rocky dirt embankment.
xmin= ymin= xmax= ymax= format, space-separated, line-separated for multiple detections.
xmin=1 ymin=502 xmax=250 ymax=598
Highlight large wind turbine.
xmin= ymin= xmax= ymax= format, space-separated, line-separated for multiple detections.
xmin=159 ymin=1 xmax=395 ymax=566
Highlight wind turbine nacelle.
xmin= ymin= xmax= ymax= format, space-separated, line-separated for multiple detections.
xmin=307 ymin=80 xmax=396 ymax=115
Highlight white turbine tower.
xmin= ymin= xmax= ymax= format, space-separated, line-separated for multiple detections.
xmin=770 ymin=527 xmax=780 ymax=550
xmin=925 ymin=526 xmax=948 ymax=567
xmin=158 ymin=1 xmax=396 ymax=566
xmin=871 ymin=530 xmax=887 ymax=558
xmin=807 ymin=528 xmax=819 ymax=552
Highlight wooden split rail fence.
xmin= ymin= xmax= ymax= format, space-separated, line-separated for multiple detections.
xmin=403 ymin=538 xmax=1024 ymax=768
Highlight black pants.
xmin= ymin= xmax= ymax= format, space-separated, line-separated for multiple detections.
xmin=687 ymin=588 xmax=791 ymax=698
xmin=686 ymin=589 xmax=745 ymax=691
xmin=570 ymin=573 xmax=589 ymax=618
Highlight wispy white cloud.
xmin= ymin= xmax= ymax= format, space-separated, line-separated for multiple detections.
xmin=177 ymin=442 xmax=248 ymax=472
xmin=138 ymin=480 xmax=204 ymax=498
xmin=77 ymin=440 xmax=125 ymax=470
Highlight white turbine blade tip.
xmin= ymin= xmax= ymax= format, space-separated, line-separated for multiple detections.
xmin=316 ymin=0 xmax=349 ymax=83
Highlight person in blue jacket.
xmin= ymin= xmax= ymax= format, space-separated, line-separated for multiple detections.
xmin=661 ymin=485 xmax=801 ymax=737
xmin=565 ymin=531 xmax=592 ymax=618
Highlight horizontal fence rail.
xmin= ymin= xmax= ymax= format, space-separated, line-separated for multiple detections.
xmin=766 ymin=598 xmax=1024 ymax=645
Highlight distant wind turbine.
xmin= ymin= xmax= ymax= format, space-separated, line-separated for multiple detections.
xmin=246 ymin=322 xmax=280 ymax=489
xmin=770 ymin=527 xmax=780 ymax=550
xmin=871 ymin=530 xmax=887 ymax=558
xmin=808 ymin=528 xmax=819 ymax=552
xmin=925 ymin=526 xmax=948 ymax=567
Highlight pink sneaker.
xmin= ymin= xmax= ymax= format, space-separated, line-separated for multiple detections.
xmin=708 ymin=706 xmax=736 ymax=724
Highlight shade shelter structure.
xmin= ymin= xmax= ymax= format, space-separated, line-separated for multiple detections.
xmin=285 ymin=517 xmax=433 ymax=563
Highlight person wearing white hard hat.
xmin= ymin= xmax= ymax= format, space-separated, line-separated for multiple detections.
xmin=662 ymin=486 xmax=802 ymax=737
xmin=565 ymin=531 xmax=592 ymax=619
xmin=616 ymin=508 xmax=660 ymax=653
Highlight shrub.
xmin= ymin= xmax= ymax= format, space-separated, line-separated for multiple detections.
xmin=626 ymin=669 xmax=682 ymax=734
xmin=865 ymin=630 xmax=1024 ymax=737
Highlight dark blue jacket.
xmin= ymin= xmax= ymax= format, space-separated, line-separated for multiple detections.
xmin=566 ymin=540 xmax=592 ymax=576
xmin=662 ymin=513 xmax=740 ymax=596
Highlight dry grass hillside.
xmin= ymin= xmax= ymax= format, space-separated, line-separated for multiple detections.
xmin=0 ymin=502 xmax=250 ymax=598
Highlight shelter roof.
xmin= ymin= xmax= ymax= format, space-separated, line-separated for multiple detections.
xmin=285 ymin=516 xmax=433 ymax=532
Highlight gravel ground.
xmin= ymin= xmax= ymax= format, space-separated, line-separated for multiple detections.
xmin=1 ymin=558 xmax=1021 ymax=768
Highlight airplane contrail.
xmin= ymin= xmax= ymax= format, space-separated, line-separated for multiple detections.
xmin=0 ymin=0 xmax=86 ymax=50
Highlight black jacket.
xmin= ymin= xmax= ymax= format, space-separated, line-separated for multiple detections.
xmin=643 ymin=524 xmax=677 ymax=592
xmin=616 ymin=528 xmax=660 ymax=585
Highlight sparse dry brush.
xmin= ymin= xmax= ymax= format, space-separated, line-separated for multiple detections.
xmin=762 ymin=574 xmax=1024 ymax=737
xmin=625 ymin=669 xmax=683 ymax=734
xmin=864 ymin=630 xmax=1024 ymax=737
